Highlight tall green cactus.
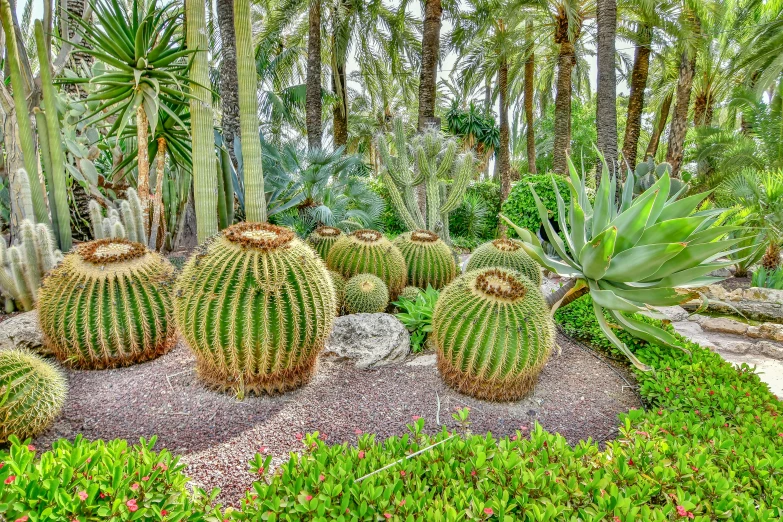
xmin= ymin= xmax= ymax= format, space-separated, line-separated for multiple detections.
xmin=9 ymin=169 xmax=36 ymax=225
xmin=186 ymin=0 xmax=219 ymax=242
xmin=89 ymin=189 xmax=147 ymax=243
xmin=378 ymin=118 xmax=474 ymax=241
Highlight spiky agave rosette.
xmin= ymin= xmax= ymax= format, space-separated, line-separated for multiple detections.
xmin=37 ymin=238 xmax=177 ymax=369
xmin=343 ymin=273 xmax=389 ymax=314
xmin=432 ymin=267 xmax=555 ymax=401
xmin=174 ymin=223 xmax=336 ymax=395
xmin=0 ymin=349 xmax=67 ymax=442
xmin=307 ymin=226 xmax=344 ymax=260
xmin=326 ymin=229 xmax=407 ymax=299
xmin=466 ymin=238 xmax=542 ymax=286
xmin=393 ymin=230 xmax=457 ymax=290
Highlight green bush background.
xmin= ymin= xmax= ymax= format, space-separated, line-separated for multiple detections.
xmin=501 ymin=174 xmax=570 ymax=240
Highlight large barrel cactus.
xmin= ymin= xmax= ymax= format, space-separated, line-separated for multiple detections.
xmin=37 ymin=239 xmax=177 ymax=369
xmin=307 ymin=226 xmax=344 ymax=260
xmin=174 ymin=223 xmax=336 ymax=395
xmin=328 ymin=270 xmax=346 ymax=315
xmin=393 ymin=230 xmax=457 ymax=290
xmin=0 ymin=349 xmax=67 ymax=442
xmin=326 ymin=229 xmax=407 ymax=299
xmin=432 ymin=267 xmax=555 ymax=401
xmin=466 ymin=238 xmax=542 ymax=286
xmin=343 ymin=273 xmax=389 ymax=314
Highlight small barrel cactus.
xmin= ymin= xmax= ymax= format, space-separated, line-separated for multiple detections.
xmin=307 ymin=226 xmax=344 ymax=260
xmin=393 ymin=230 xmax=457 ymax=290
xmin=432 ymin=267 xmax=554 ymax=401
xmin=329 ymin=270 xmax=346 ymax=314
xmin=343 ymin=273 xmax=389 ymax=314
xmin=466 ymin=238 xmax=542 ymax=286
xmin=37 ymin=238 xmax=177 ymax=369
xmin=175 ymin=223 xmax=336 ymax=395
xmin=0 ymin=349 xmax=67 ymax=442
xmin=326 ymin=229 xmax=407 ymax=299
xmin=398 ymin=286 xmax=422 ymax=302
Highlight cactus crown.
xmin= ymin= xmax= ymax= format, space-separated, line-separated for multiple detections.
xmin=314 ymin=226 xmax=342 ymax=238
xmin=410 ymin=230 xmax=440 ymax=243
xmin=352 ymin=229 xmax=383 ymax=243
xmin=492 ymin=238 xmax=521 ymax=252
xmin=474 ymin=268 xmax=527 ymax=301
xmin=223 ymin=222 xmax=294 ymax=250
xmin=79 ymin=238 xmax=147 ymax=264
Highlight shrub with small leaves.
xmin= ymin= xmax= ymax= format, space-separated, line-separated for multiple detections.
xmin=393 ymin=286 xmax=438 ymax=353
xmin=466 ymin=238 xmax=542 ymax=286
xmin=343 ymin=273 xmax=389 ymax=314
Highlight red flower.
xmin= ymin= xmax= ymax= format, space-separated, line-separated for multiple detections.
xmin=27 ymin=445 xmax=35 ymax=451
xmin=14 ymin=516 xmax=28 ymax=522
xmin=358 ymin=451 xmax=365 ymax=459
xmin=126 ymin=499 xmax=138 ymax=513
xmin=471 ymin=470 xmax=477 ymax=476
xmin=384 ymin=514 xmax=392 ymax=520
xmin=295 ymin=433 xmax=303 ymax=441
xmin=399 ymin=499 xmax=406 ymax=506
xmin=613 ymin=517 xmax=621 ymax=522
xmin=99 ymin=493 xmax=106 ymax=499
xmin=305 ymin=495 xmax=313 ymax=501
xmin=400 ymin=470 xmax=406 ymax=477
xmin=78 ymin=491 xmax=88 ymax=501
xmin=665 ymin=387 xmax=669 ymax=392
xmin=4 ymin=475 xmax=15 ymax=485
xmin=709 ymin=390 xmax=715 ymax=396
xmin=484 ymin=507 xmax=494 ymax=515
xmin=0 ymin=462 xmax=4 ymax=469
xmin=161 ymin=510 xmax=168 ymax=516
xmin=130 ymin=483 xmax=140 ymax=491
xmin=258 ymin=467 xmax=265 ymax=475
xmin=319 ymin=474 xmax=325 ymax=481
xmin=676 ymin=505 xmax=687 ymax=517
xmin=354 ymin=429 xmax=362 ymax=435
xmin=628 ymin=458 xmax=634 ymax=466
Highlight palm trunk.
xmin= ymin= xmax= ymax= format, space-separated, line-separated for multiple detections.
xmin=645 ymin=92 xmax=672 ymax=160
xmin=332 ymin=57 xmax=348 ymax=148
xmin=552 ymin=41 xmax=575 ymax=175
xmin=498 ymin=58 xmax=511 ymax=202
xmin=216 ymin=0 xmax=240 ymax=167
xmin=136 ymin=105 xmax=151 ymax=234
xmin=417 ymin=0 xmax=442 ymax=132
xmin=621 ymin=27 xmax=651 ymax=168
xmin=595 ymin=0 xmax=618 ymax=175
xmin=665 ymin=49 xmax=696 ymax=177
xmin=306 ymin=0 xmax=322 ymax=150
xmin=149 ymin=138 xmax=166 ymax=250
xmin=524 ymin=21 xmax=536 ymax=174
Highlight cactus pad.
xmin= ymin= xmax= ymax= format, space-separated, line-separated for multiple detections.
xmin=393 ymin=230 xmax=457 ymax=290
xmin=343 ymin=273 xmax=389 ymax=314
xmin=466 ymin=238 xmax=542 ymax=286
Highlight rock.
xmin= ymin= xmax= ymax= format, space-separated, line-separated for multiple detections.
xmin=747 ymin=325 xmax=762 ymax=338
xmin=406 ymin=353 xmax=436 ymax=366
xmin=707 ymin=267 xmax=733 ymax=278
xmin=714 ymin=340 xmax=753 ymax=355
xmin=699 ymin=317 xmax=748 ymax=335
xmin=324 ymin=313 xmax=410 ymax=369
xmin=758 ymin=341 xmax=783 ymax=361
xmin=0 ymin=310 xmax=49 ymax=355
xmin=680 ymin=285 xmax=783 ymax=323
xmin=656 ymin=306 xmax=690 ymax=322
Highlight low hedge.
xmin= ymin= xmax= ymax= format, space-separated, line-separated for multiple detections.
xmin=2 ymin=295 xmax=781 ymax=520
xmin=501 ymin=174 xmax=570 ymax=240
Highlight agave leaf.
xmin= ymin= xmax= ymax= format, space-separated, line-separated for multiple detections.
xmin=645 ymin=173 xmax=670 ymax=225
xmin=499 ymin=214 xmax=541 ymax=248
xmin=597 ymin=280 xmax=691 ymax=307
xmin=516 ymin=241 xmax=582 ymax=277
xmin=686 ymin=225 xmax=748 ymax=245
xmin=592 ymin=301 xmax=652 ymax=371
xmin=552 ymin=178 xmax=574 ymax=255
xmin=621 ymin=169 xmax=634 ymax=212
xmin=606 ymin=309 xmax=690 ymax=355
xmin=655 ymin=191 xmax=711 ymax=222
xmin=529 ymin=187 xmax=580 ymax=270
xmin=588 ymin=280 xmax=645 ymax=312
xmin=592 ymin=171 xmax=613 ymax=237
xmin=635 ymin=216 xmax=709 ymax=246
xmin=643 ymin=237 xmax=746 ymax=281
xmin=608 ymin=184 xmax=659 ymax=253
xmin=570 ymin=200 xmax=587 ymax=254
xmin=567 ymin=156 xmax=591 ymax=214
xmin=653 ymin=260 xmax=737 ymax=288
xmin=579 ymin=226 xmax=617 ymax=280
xmin=603 ymin=242 xmax=686 ymax=282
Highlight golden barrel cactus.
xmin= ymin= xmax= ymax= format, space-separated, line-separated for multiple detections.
xmin=466 ymin=238 xmax=542 ymax=286
xmin=393 ymin=230 xmax=457 ymax=290
xmin=343 ymin=274 xmax=389 ymax=314
xmin=307 ymin=226 xmax=344 ymax=260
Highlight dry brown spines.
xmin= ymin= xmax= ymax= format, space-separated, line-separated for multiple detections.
xmin=492 ymin=238 xmax=521 ymax=252
xmin=315 ymin=226 xmax=342 ymax=238
xmin=474 ymin=269 xmax=527 ymax=301
xmin=79 ymin=238 xmax=147 ymax=264
xmin=223 ymin=222 xmax=295 ymax=250
xmin=410 ymin=230 xmax=440 ymax=243
xmin=352 ymin=229 xmax=383 ymax=243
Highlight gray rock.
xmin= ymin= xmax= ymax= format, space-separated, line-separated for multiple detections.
xmin=656 ymin=306 xmax=690 ymax=322
xmin=0 ymin=310 xmax=49 ymax=355
xmin=324 ymin=313 xmax=410 ymax=368
xmin=707 ymin=267 xmax=733 ymax=278
xmin=758 ymin=341 xmax=783 ymax=361
xmin=699 ymin=317 xmax=748 ymax=335
xmin=758 ymin=323 xmax=783 ymax=342
xmin=406 ymin=353 xmax=436 ymax=366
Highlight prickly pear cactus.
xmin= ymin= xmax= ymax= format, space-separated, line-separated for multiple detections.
xmin=432 ymin=267 xmax=554 ymax=401
xmin=174 ymin=223 xmax=336 ymax=395
xmin=465 ymin=238 xmax=542 ymax=286
xmin=393 ymin=230 xmax=457 ymax=290
xmin=37 ymin=238 xmax=177 ymax=369
xmin=343 ymin=273 xmax=389 ymax=314
xmin=307 ymin=226 xmax=344 ymax=260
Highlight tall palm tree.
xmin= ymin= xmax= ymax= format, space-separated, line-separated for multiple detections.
xmin=418 ymin=0 xmax=444 ymax=132
xmin=523 ymin=20 xmax=536 ymax=173
xmin=216 ymin=0 xmax=240 ymax=166
xmin=595 ymin=0 xmax=617 ymax=173
xmin=306 ymin=0 xmax=323 ymax=149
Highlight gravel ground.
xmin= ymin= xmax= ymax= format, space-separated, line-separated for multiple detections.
xmin=33 ymin=333 xmax=639 ymax=505
xmin=716 ymin=275 xmax=752 ymax=292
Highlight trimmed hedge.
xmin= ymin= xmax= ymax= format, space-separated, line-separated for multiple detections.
xmin=501 ymin=174 xmax=570 ymax=240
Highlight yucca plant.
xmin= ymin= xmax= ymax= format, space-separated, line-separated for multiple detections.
xmin=466 ymin=238 xmax=542 ymax=286
xmin=393 ymin=230 xmax=457 ymax=290
xmin=343 ymin=274 xmax=389 ymax=314
xmin=501 ymin=156 xmax=751 ymax=370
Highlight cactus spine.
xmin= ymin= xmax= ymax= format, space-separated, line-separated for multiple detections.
xmin=9 ymin=169 xmax=35 ymax=228
xmin=326 ymin=229 xmax=407 ymax=299
xmin=344 ymin=274 xmax=389 ymax=314
xmin=466 ymin=238 xmax=542 ymax=286
xmin=0 ymin=349 xmax=67 ymax=443
xmin=174 ymin=223 xmax=336 ymax=395
xmin=328 ymin=270 xmax=346 ymax=314
xmin=90 ymin=189 xmax=147 ymax=243
xmin=393 ymin=230 xmax=457 ymax=290
xmin=307 ymin=226 xmax=344 ymax=260
xmin=432 ymin=267 xmax=555 ymax=401
xmin=37 ymin=239 xmax=177 ymax=369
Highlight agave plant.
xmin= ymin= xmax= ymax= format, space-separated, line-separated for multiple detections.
xmin=501 ymin=156 xmax=752 ymax=370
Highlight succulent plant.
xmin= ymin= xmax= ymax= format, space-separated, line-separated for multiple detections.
xmin=37 ymin=238 xmax=177 ymax=369
xmin=307 ymin=226 xmax=344 ymax=260
xmin=328 ymin=270 xmax=346 ymax=314
xmin=432 ymin=267 xmax=555 ymax=401
xmin=326 ymin=229 xmax=407 ymax=299
xmin=0 ymin=349 xmax=67 ymax=443
xmin=632 ymin=158 xmax=687 ymax=196
xmin=465 ymin=238 xmax=542 ymax=286
xmin=174 ymin=223 xmax=336 ymax=395
xmin=393 ymin=230 xmax=458 ymax=290
xmin=89 ymin=189 xmax=147 ymax=244
xmin=343 ymin=273 xmax=389 ymax=314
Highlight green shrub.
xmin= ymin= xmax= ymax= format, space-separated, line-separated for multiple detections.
xmin=500 ymin=174 xmax=569 ymax=240
xmin=752 ymin=266 xmax=783 ymax=289
xmin=393 ymin=285 xmax=438 ymax=353
xmin=450 ymin=181 xmax=501 ymax=241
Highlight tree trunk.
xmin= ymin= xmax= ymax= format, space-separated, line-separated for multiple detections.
xmin=484 ymin=77 xmax=492 ymax=177
xmin=524 ymin=21 xmax=536 ymax=174
xmin=621 ymin=27 xmax=651 ymax=169
xmin=666 ymin=49 xmax=696 ymax=177
xmin=498 ymin=59 xmax=511 ymax=202
xmin=552 ymin=41 xmax=575 ymax=175
xmin=136 ymin=105 xmax=151 ymax=235
xmin=216 ymin=0 xmax=240 ymax=167
xmin=64 ymin=0 xmax=92 ymax=98
xmin=332 ymin=57 xmax=348 ymax=148
xmin=306 ymin=0 xmax=322 ymax=150
xmin=595 ymin=0 xmax=618 ymax=175
xmin=645 ymin=92 xmax=672 ymax=160
xmin=149 ymin=138 xmax=166 ymax=250
xmin=416 ymin=0 xmax=442 ymax=132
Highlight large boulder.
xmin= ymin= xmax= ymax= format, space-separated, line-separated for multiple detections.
xmin=323 ymin=313 xmax=410 ymax=369
xmin=681 ymin=285 xmax=783 ymax=323
xmin=0 ymin=310 xmax=48 ymax=355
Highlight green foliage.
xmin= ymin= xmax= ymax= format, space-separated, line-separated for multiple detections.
xmin=174 ymin=223 xmax=336 ymax=395
xmin=392 ymin=230 xmax=457 ymax=290
xmin=450 ymin=181 xmax=501 ymax=242
xmin=38 ymin=239 xmax=176 ymax=369
xmin=444 ymin=101 xmax=500 ymax=163
xmin=343 ymin=274 xmax=389 ymax=314
xmin=432 ymin=267 xmax=555 ymax=401
xmin=393 ymin=286 xmax=438 ymax=353
xmin=367 ymin=178 xmax=407 ymax=237
xmin=500 ymin=174 xmax=569 ymax=240
xmin=466 ymin=238 xmax=542 ymax=286
xmin=0 ymin=350 xmax=66 ymax=443
xmin=751 ymin=266 xmax=783 ymax=289
xmin=530 ymin=99 xmax=597 ymax=175
xmin=307 ymin=226 xmax=344 ymax=261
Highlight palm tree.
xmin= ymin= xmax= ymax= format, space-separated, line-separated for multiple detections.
xmin=216 ymin=0 xmax=240 ymax=166
xmin=418 ymin=0 xmax=444 ymax=132
xmin=306 ymin=0 xmax=323 ymax=149
xmin=595 ymin=0 xmax=617 ymax=173
xmin=523 ymin=20 xmax=536 ymax=173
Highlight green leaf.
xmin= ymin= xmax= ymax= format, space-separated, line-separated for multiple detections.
xmin=579 ymin=226 xmax=617 ymax=280
xmin=603 ymin=242 xmax=686 ymax=282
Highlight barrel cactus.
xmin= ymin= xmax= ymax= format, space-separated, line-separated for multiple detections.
xmin=0 ymin=349 xmax=67 ymax=442
xmin=343 ymin=273 xmax=389 ymax=314
xmin=466 ymin=238 xmax=542 ymax=286
xmin=329 ymin=270 xmax=346 ymax=314
xmin=174 ymin=223 xmax=336 ymax=395
xmin=326 ymin=229 xmax=407 ymax=299
xmin=432 ymin=267 xmax=555 ymax=401
xmin=37 ymin=239 xmax=177 ymax=369
xmin=398 ymin=285 xmax=422 ymax=302
xmin=307 ymin=226 xmax=344 ymax=260
xmin=393 ymin=230 xmax=457 ymax=290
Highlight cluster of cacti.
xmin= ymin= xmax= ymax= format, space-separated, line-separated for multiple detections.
xmin=0 ymin=220 xmax=63 ymax=311
xmin=377 ymin=117 xmax=473 ymax=241
xmin=632 ymin=158 xmax=685 ymax=196
xmin=329 ymin=270 xmax=346 ymax=314
xmin=88 ymin=189 xmax=148 ymax=245
xmin=37 ymin=238 xmax=177 ymax=369
xmin=431 ymin=267 xmax=555 ymax=401
xmin=0 ymin=349 xmax=67 ymax=443
xmin=344 ymin=274 xmax=389 ymax=314
xmin=308 ymin=226 xmax=344 ymax=260
xmin=466 ymin=238 xmax=542 ymax=286
xmin=174 ymin=223 xmax=336 ymax=395
xmin=393 ymin=230 xmax=457 ymax=290
xmin=327 ymin=229 xmax=407 ymax=299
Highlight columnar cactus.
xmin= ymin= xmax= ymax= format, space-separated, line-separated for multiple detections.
xmin=89 ymin=189 xmax=147 ymax=244
xmin=329 ymin=270 xmax=346 ymax=314
xmin=432 ymin=267 xmax=555 ymax=401
xmin=466 ymin=238 xmax=542 ymax=286
xmin=174 ymin=223 xmax=336 ymax=395
xmin=326 ymin=229 xmax=407 ymax=299
xmin=37 ymin=239 xmax=177 ymax=369
xmin=0 ymin=349 xmax=67 ymax=443
xmin=343 ymin=274 xmax=389 ymax=314
xmin=308 ymin=226 xmax=344 ymax=260
xmin=393 ymin=230 xmax=457 ymax=290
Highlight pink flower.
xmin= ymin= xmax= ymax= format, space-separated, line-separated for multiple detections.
xmin=157 ymin=462 xmax=168 ymax=470
xmin=688 ymin=513 xmax=694 ymax=520
xmin=519 ymin=425 xmax=528 ymax=431
xmin=14 ymin=516 xmax=28 ymax=522
xmin=319 ymin=474 xmax=325 ymax=481
xmin=358 ymin=450 xmax=365 ymax=459
xmin=320 ymin=433 xmax=328 ymax=440
xmin=27 ymin=445 xmax=35 ymax=451
xmin=161 ymin=509 xmax=168 ymax=516
xmin=126 ymin=499 xmax=138 ymax=513
xmin=258 ymin=446 xmax=268 ymax=453
xmin=78 ymin=491 xmax=88 ymax=501
xmin=384 ymin=514 xmax=392 ymax=520
xmin=613 ymin=517 xmax=621 ymax=522
xmin=4 ymin=475 xmax=15 ymax=484
xmin=411 ymin=416 xmax=420 ymax=421
xmin=0 ymin=462 xmax=4 ymax=469
xmin=399 ymin=470 xmax=406 ymax=477
xmin=484 ymin=507 xmax=494 ymax=515
xmin=471 ymin=470 xmax=477 ymax=476
xmin=142 ymin=476 xmax=150 ymax=481
xmin=99 ymin=493 xmax=106 ymax=499
xmin=676 ymin=506 xmax=687 ymax=517
xmin=130 ymin=483 xmax=140 ymax=491
xmin=305 ymin=495 xmax=313 ymax=501
xmin=295 ymin=433 xmax=303 ymax=441
xmin=399 ymin=499 xmax=406 ymax=506
xmin=258 ymin=467 xmax=265 ymax=475
xmin=86 ymin=458 xmax=91 ymax=463
xmin=354 ymin=429 xmax=362 ymax=435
